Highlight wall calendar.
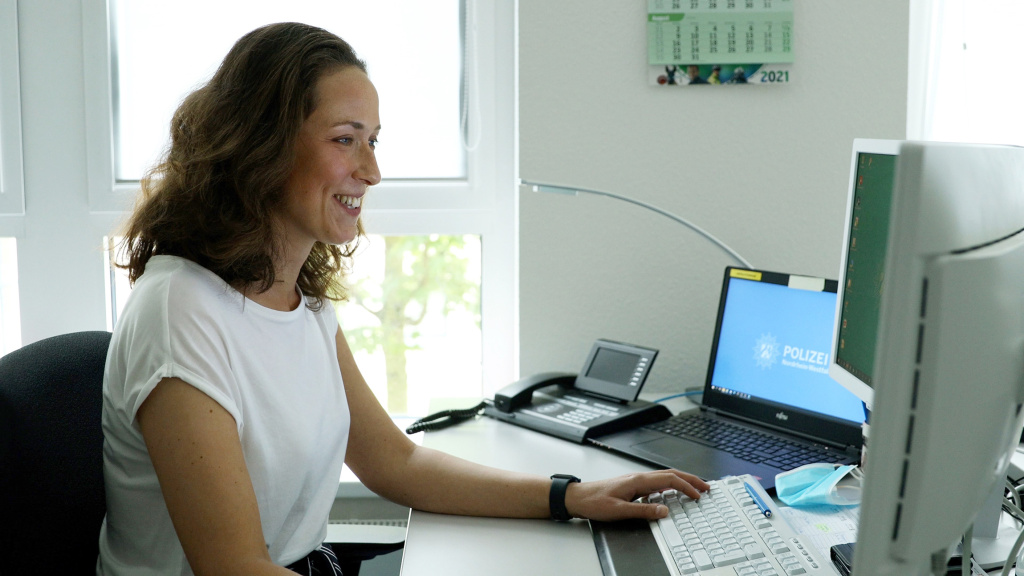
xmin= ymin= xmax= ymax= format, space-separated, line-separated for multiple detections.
xmin=647 ymin=0 xmax=793 ymax=86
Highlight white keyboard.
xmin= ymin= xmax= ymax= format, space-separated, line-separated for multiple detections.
xmin=647 ymin=474 xmax=831 ymax=576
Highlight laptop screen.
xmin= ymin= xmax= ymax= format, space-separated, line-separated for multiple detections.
xmin=708 ymin=274 xmax=866 ymax=425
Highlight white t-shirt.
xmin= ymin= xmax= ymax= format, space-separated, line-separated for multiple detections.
xmin=97 ymin=255 xmax=350 ymax=575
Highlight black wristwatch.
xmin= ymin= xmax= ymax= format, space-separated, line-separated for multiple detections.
xmin=549 ymin=474 xmax=581 ymax=522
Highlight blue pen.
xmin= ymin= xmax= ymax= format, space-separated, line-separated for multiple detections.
xmin=744 ymin=481 xmax=772 ymax=518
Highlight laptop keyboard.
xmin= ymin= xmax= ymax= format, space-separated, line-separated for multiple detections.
xmin=648 ymin=474 xmax=830 ymax=575
xmin=644 ymin=413 xmax=848 ymax=471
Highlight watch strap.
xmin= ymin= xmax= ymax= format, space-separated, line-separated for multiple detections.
xmin=549 ymin=474 xmax=581 ymax=522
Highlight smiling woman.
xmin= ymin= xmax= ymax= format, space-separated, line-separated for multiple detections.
xmin=96 ymin=22 xmax=708 ymax=576
xmin=280 ymin=67 xmax=381 ymax=258
xmin=101 ymin=27 xmax=380 ymax=575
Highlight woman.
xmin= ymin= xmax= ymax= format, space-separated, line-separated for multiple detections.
xmin=97 ymin=22 xmax=708 ymax=576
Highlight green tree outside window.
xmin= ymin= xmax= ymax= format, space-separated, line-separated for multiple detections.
xmin=337 ymin=235 xmax=481 ymax=414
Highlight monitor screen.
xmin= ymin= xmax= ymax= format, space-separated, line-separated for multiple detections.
xmin=835 ymin=152 xmax=897 ymax=386
xmin=830 ymin=139 xmax=902 ymax=408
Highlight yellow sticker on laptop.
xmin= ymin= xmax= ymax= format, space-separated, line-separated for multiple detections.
xmin=730 ymin=269 xmax=762 ymax=281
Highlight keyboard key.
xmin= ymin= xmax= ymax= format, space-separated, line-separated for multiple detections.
xmin=691 ymin=549 xmax=714 ymax=570
xmin=744 ymin=543 xmax=765 ymax=559
xmin=658 ymin=517 xmax=684 ymax=547
xmin=712 ymin=550 xmax=747 ymax=567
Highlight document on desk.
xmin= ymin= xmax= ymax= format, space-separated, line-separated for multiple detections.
xmin=777 ymin=505 xmax=859 ymax=573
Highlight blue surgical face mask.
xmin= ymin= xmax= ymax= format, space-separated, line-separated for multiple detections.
xmin=775 ymin=463 xmax=862 ymax=507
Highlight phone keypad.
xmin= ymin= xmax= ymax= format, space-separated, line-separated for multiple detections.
xmin=528 ymin=393 xmax=622 ymax=426
xmin=556 ymin=408 xmax=604 ymax=425
xmin=549 ymin=397 xmax=620 ymax=425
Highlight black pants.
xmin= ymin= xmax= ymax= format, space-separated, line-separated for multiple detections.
xmin=286 ymin=544 xmax=344 ymax=576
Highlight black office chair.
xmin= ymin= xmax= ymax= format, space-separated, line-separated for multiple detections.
xmin=0 ymin=330 xmax=111 ymax=573
xmin=0 ymin=330 xmax=403 ymax=575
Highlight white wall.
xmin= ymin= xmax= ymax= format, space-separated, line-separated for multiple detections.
xmin=517 ymin=1 xmax=910 ymax=393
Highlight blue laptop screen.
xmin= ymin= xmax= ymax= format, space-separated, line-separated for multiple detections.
xmin=708 ymin=277 xmax=865 ymax=425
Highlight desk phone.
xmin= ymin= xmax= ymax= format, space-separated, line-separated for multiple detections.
xmin=484 ymin=339 xmax=671 ymax=443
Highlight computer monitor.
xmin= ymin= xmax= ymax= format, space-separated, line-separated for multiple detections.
xmin=833 ymin=140 xmax=1024 ymax=575
xmin=829 ymin=138 xmax=902 ymax=410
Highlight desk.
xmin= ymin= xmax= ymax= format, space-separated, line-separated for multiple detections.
xmin=399 ymin=413 xmax=664 ymax=576
xmin=397 ymin=407 xmax=1024 ymax=576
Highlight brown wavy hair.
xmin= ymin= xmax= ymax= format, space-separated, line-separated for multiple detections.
xmin=116 ymin=22 xmax=367 ymax=309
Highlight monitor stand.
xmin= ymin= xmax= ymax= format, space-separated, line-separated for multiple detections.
xmin=971 ymin=472 xmax=1020 ymax=571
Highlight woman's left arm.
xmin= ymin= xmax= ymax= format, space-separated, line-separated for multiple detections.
xmin=337 ymin=327 xmax=709 ymax=521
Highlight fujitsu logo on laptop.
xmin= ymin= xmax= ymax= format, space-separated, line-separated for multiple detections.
xmin=775 ymin=411 xmax=789 ymax=421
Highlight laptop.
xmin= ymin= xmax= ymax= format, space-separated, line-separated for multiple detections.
xmin=590 ymin=267 xmax=866 ymax=491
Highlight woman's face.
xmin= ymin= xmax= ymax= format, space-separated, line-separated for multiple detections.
xmin=279 ymin=66 xmax=381 ymax=253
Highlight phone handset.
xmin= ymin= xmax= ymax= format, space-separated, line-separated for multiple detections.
xmin=493 ymin=372 xmax=577 ymax=413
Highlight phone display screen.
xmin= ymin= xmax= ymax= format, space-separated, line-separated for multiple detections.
xmin=576 ymin=340 xmax=657 ymax=402
xmin=585 ymin=348 xmax=641 ymax=384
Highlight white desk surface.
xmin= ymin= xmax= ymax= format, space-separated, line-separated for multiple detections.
xmin=395 ymin=401 xmax=1024 ymax=576
xmin=398 ymin=413 xmax=668 ymax=576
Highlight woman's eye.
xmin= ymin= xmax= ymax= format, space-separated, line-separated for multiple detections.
xmin=335 ymin=137 xmax=353 ymax=145
xmin=369 ymin=138 xmax=379 ymax=149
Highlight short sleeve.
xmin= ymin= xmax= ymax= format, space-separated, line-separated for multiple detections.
xmin=107 ymin=259 xmax=245 ymax=431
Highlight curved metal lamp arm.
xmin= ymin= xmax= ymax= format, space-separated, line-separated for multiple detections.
xmin=520 ymin=179 xmax=753 ymax=269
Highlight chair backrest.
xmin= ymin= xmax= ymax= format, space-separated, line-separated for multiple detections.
xmin=0 ymin=331 xmax=112 ymax=572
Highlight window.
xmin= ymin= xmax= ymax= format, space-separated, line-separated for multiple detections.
xmin=0 ymin=0 xmax=25 ymax=217
xmin=0 ymin=0 xmax=23 ymax=355
xmin=911 ymin=0 xmax=1024 ymax=145
xmin=0 ymin=237 xmax=20 ymax=356
xmin=111 ymin=1 xmax=465 ymax=182
xmin=103 ymin=236 xmax=131 ymax=330
xmin=337 ymin=235 xmax=482 ymax=416
xmin=88 ymin=0 xmax=516 ymax=415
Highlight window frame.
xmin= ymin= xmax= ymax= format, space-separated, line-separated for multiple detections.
xmin=0 ymin=0 xmax=25 ymax=229
xmin=81 ymin=0 xmax=518 ymax=396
